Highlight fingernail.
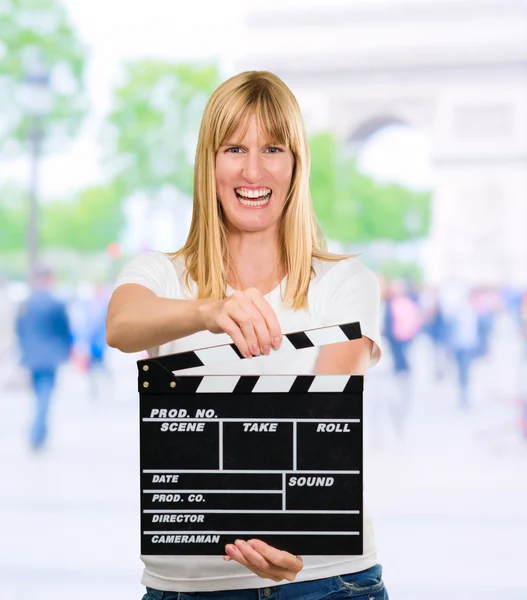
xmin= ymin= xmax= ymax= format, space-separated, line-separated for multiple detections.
xmin=225 ymin=544 xmax=235 ymax=552
xmin=248 ymin=540 xmax=258 ymax=549
xmin=263 ymin=345 xmax=271 ymax=355
xmin=235 ymin=539 xmax=246 ymax=546
xmin=273 ymin=337 xmax=281 ymax=348
xmin=244 ymin=350 xmax=252 ymax=359
xmin=251 ymin=344 xmax=260 ymax=355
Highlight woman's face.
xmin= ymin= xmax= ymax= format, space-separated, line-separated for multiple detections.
xmin=215 ymin=113 xmax=294 ymax=235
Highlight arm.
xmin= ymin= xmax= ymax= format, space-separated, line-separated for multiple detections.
xmin=106 ymin=284 xmax=282 ymax=355
xmin=315 ymin=259 xmax=382 ymax=373
xmin=106 ymin=283 xmax=215 ymax=353
xmin=314 ymin=337 xmax=373 ymax=375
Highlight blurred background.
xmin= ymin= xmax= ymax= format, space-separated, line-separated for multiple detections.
xmin=1 ymin=0 xmax=526 ymax=598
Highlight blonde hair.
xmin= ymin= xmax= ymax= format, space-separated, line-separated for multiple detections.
xmin=171 ymin=70 xmax=348 ymax=309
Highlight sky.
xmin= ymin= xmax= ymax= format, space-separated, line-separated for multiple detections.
xmin=4 ymin=0 xmax=434 ymax=201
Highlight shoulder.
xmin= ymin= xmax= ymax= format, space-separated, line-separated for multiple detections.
xmin=114 ymin=251 xmax=187 ymax=297
xmin=309 ymin=256 xmax=383 ymax=364
xmin=311 ymin=255 xmax=379 ymax=296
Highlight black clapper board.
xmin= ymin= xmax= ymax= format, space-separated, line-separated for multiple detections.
xmin=138 ymin=321 xmax=364 ymax=556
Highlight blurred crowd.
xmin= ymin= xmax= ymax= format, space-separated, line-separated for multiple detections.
xmin=0 ymin=271 xmax=112 ymax=450
xmin=1 ymin=268 xmax=527 ymax=451
xmin=380 ymin=277 xmax=527 ymax=441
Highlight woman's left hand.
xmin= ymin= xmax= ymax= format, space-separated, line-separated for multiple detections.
xmin=224 ymin=539 xmax=303 ymax=582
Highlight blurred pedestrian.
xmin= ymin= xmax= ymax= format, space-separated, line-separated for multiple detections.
xmin=85 ymin=286 xmax=110 ymax=398
xmin=71 ymin=283 xmax=110 ymax=398
xmin=384 ymin=279 xmax=422 ymax=433
xmin=445 ymin=289 xmax=480 ymax=409
xmin=15 ymin=268 xmax=72 ymax=450
xmin=421 ymin=286 xmax=447 ymax=380
xmin=472 ymin=287 xmax=498 ymax=359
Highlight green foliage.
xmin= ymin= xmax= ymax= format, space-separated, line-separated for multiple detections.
xmin=0 ymin=184 xmax=27 ymax=250
xmin=377 ymin=259 xmax=424 ymax=283
xmin=41 ymin=185 xmax=123 ymax=250
xmin=310 ymin=132 xmax=431 ymax=243
xmin=0 ymin=0 xmax=88 ymax=155
xmin=105 ymin=61 xmax=220 ymax=199
xmin=0 ymin=183 xmax=123 ymax=252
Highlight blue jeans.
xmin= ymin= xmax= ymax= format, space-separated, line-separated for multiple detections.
xmin=142 ymin=564 xmax=388 ymax=599
xmin=30 ymin=369 xmax=57 ymax=449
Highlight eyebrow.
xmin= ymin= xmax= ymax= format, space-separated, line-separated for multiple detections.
xmin=221 ymin=140 xmax=284 ymax=147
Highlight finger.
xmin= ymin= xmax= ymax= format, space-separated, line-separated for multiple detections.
xmin=218 ymin=315 xmax=251 ymax=359
xmin=246 ymin=543 xmax=302 ymax=582
xmin=246 ymin=539 xmax=303 ymax=582
xmin=247 ymin=539 xmax=303 ymax=572
xmin=235 ymin=297 xmax=273 ymax=355
xmin=234 ymin=539 xmax=273 ymax=570
xmin=224 ymin=542 xmax=255 ymax=569
xmin=247 ymin=291 xmax=282 ymax=349
xmin=229 ymin=305 xmax=260 ymax=356
xmin=224 ymin=543 xmax=290 ymax=583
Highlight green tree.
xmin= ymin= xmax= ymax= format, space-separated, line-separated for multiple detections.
xmin=0 ymin=0 xmax=88 ymax=155
xmin=0 ymin=184 xmax=27 ymax=250
xmin=310 ymin=132 xmax=431 ymax=243
xmin=105 ymin=61 xmax=220 ymax=200
xmin=41 ymin=185 xmax=123 ymax=251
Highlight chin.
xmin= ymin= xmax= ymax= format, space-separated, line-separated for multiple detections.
xmin=235 ymin=221 xmax=272 ymax=233
xmin=228 ymin=215 xmax=278 ymax=233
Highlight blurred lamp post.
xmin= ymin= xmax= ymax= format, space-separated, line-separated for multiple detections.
xmin=19 ymin=46 xmax=52 ymax=285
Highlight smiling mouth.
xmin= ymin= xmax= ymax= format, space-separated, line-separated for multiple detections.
xmin=234 ymin=189 xmax=272 ymax=207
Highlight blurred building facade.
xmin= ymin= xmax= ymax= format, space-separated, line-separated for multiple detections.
xmin=239 ymin=0 xmax=527 ymax=288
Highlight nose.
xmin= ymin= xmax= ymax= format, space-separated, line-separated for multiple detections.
xmin=242 ymin=151 xmax=264 ymax=183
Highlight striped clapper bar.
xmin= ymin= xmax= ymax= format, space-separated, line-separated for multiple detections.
xmin=138 ymin=321 xmax=364 ymax=556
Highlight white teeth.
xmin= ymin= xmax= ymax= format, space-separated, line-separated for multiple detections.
xmin=238 ymin=195 xmax=270 ymax=207
xmin=235 ymin=188 xmax=271 ymax=207
xmin=236 ymin=188 xmax=271 ymax=198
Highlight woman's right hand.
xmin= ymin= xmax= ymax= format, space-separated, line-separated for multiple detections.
xmin=199 ymin=288 xmax=282 ymax=358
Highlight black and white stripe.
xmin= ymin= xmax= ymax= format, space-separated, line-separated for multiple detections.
xmin=140 ymin=373 xmax=363 ymax=394
xmin=192 ymin=374 xmax=361 ymax=394
xmin=138 ymin=321 xmax=361 ymax=375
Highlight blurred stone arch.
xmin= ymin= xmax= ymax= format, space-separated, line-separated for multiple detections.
xmin=239 ymin=0 xmax=527 ymax=287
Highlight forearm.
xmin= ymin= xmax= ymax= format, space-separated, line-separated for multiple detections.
xmin=314 ymin=338 xmax=372 ymax=375
xmin=106 ymin=296 xmax=214 ymax=353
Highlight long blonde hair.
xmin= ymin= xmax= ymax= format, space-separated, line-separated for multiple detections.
xmin=172 ymin=70 xmax=348 ymax=309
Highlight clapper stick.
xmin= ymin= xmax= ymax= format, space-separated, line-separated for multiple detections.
xmin=138 ymin=321 xmax=362 ymax=375
xmin=138 ymin=322 xmax=365 ymax=556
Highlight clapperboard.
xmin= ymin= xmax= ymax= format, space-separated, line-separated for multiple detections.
xmin=138 ymin=322 xmax=364 ymax=556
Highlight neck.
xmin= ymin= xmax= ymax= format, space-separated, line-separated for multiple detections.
xmin=226 ymin=232 xmax=284 ymax=293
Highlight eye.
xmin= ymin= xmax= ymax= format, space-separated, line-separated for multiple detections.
xmin=225 ymin=146 xmax=243 ymax=154
xmin=265 ymin=146 xmax=282 ymax=154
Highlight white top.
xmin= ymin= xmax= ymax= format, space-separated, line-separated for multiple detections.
xmin=115 ymin=251 xmax=383 ymax=592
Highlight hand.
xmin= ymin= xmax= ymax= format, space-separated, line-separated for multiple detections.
xmin=224 ymin=539 xmax=303 ymax=583
xmin=199 ymin=288 xmax=282 ymax=358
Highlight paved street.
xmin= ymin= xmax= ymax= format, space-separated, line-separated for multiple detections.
xmin=1 ymin=315 xmax=526 ymax=599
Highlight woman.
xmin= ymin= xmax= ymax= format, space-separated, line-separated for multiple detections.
xmin=107 ymin=71 xmax=387 ymax=599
